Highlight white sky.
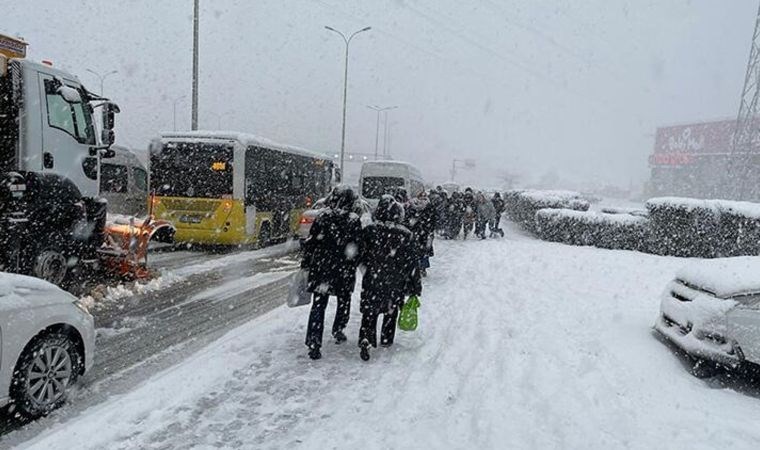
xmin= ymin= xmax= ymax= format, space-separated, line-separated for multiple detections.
xmin=5 ymin=0 xmax=758 ymax=188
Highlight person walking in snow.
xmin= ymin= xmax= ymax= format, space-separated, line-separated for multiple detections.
xmin=407 ymin=190 xmax=436 ymax=276
xmin=358 ymin=195 xmax=422 ymax=361
xmin=475 ymin=192 xmax=496 ymax=239
xmin=446 ymin=191 xmax=464 ymax=239
xmin=490 ymin=192 xmax=505 ymax=237
xmin=301 ymin=186 xmax=363 ymax=360
xmin=461 ymin=187 xmax=477 ymax=239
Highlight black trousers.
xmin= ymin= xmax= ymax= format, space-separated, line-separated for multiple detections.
xmin=359 ymin=304 xmax=399 ymax=348
xmin=305 ymin=293 xmax=351 ymax=347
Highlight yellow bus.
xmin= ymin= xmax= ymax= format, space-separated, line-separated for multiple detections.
xmin=149 ymin=131 xmax=336 ymax=246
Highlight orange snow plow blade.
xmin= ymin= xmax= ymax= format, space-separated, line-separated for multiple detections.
xmin=100 ymin=216 xmax=175 ymax=280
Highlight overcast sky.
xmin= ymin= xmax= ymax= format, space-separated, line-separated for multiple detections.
xmin=5 ymin=0 xmax=758 ymax=188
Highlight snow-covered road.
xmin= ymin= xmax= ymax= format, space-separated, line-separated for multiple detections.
xmin=15 ymin=229 xmax=760 ymax=449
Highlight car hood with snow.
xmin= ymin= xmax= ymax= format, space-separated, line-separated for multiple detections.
xmin=0 ymin=272 xmax=78 ymax=312
xmin=676 ymin=256 xmax=760 ymax=298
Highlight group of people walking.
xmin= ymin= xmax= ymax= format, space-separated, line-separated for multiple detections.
xmin=428 ymin=187 xmax=505 ymax=240
xmin=300 ymin=186 xmax=433 ymax=362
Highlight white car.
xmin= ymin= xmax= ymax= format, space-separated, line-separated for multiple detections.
xmin=297 ymin=197 xmax=372 ymax=242
xmin=654 ymin=257 xmax=760 ymax=374
xmin=0 ymin=273 xmax=95 ymax=418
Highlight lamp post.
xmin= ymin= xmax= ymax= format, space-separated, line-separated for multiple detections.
xmin=208 ymin=111 xmax=232 ymax=130
xmin=324 ymin=25 xmax=372 ymax=180
xmin=367 ymin=105 xmax=397 ymax=160
xmin=172 ymin=95 xmax=186 ymax=131
xmin=191 ymin=0 xmax=200 ymax=130
xmin=85 ymin=69 xmax=118 ymax=96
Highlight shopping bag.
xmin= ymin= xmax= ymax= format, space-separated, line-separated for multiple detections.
xmin=287 ymin=269 xmax=312 ymax=308
xmin=398 ymin=295 xmax=421 ymax=331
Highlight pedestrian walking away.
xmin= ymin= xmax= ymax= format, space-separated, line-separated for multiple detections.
xmin=407 ymin=190 xmax=436 ymax=276
xmin=475 ymin=192 xmax=496 ymax=239
xmin=301 ymin=186 xmax=362 ymax=360
xmin=490 ymin=192 xmax=505 ymax=237
xmin=358 ymin=195 xmax=422 ymax=361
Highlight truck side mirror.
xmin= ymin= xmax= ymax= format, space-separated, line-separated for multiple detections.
xmin=101 ymin=129 xmax=115 ymax=147
xmin=101 ymin=101 xmax=120 ymax=131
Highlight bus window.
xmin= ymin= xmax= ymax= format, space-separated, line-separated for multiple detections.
xmin=101 ymin=163 xmax=129 ymax=193
xmin=151 ymin=143 xmax=233 ymax=198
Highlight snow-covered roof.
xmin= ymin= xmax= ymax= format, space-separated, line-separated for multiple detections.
xmin=676 ymin=256 xmax=760 ymax=298
xmin=160 ymin=131 xmax=332 ymax=160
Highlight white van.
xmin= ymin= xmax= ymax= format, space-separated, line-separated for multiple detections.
xmin=359 ymin=161 xmax=425 ymax=209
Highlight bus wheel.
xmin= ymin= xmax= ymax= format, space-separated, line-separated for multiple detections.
xmin=258 ymin=223 xmax=272 ymax=249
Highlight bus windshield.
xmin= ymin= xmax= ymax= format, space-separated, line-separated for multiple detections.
xmin=151 ymin=142 xmax=233 ymax=198
xmin=362 ymin=176 xmax=404 ymax=199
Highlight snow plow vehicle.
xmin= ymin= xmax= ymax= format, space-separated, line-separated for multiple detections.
xmin=0 ymin=34 xmax=173 ymax=287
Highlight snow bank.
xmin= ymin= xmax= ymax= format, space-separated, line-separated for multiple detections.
xmin=535 ymin=208 xmax=648 ymax=251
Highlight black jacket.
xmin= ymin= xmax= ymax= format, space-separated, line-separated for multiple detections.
xmin=301 ymin=208 xmax=362 ymax=296
xmin=359 ymin=221 xmax=421 ymax=313
xmin=406 ymin=198 xmax=436 ymax=257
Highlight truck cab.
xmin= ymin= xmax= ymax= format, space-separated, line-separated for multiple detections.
xmin=1 ymin=34 xmax=120 ymax=286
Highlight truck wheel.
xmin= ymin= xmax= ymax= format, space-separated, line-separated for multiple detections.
xmin=10 ymin=333 xmax=82 ymax=419
xmin=33 ymin=249 xmax=68 ymax=286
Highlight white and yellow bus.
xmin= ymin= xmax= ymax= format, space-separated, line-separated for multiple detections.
xmin=149 ymin=131 xmax=336 ymax=246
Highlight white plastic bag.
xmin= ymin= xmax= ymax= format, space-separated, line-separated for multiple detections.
xmin=287 ymin=269 xmax=312 ymax=308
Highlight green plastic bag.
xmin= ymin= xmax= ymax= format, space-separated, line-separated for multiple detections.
xmin=398 ymin=295 xmax=421 ymax=331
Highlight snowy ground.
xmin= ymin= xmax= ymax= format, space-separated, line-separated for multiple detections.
xmin=13 ymin=226 xmax=760 ymax=449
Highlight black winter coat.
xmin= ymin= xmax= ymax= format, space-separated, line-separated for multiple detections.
xmin=359 ymin=221 xmax=421 ymax=314
xmin=492 ymin=197 xmax=505 ymax=214
xmin=406 ymin=199 xmax=436 ymax=257
xmin=301 ymin=209 xmax=362 ymax=296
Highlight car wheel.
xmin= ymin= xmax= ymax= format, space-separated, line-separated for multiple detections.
xmin=33 ymin=249 xmax=68 ymax=286
xmin=10 ymin=333 xmax=83 ymax=418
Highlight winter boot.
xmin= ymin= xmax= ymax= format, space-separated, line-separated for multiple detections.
xmin=360 ymin=340 xmax=371 ymax=361
xmin=308 ymin=344 xmax=322 ymax=360
xmin=333 ymin=330 xmax=347 ymax=344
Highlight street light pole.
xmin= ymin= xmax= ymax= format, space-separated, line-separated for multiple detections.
xmin=325 ymin=25 xmax=371 ymax=180
xmin=172 ymin=95 xmax=186 ymax=131
xmin=367 ymin=105 xmax=397 ymax=160
xmin=86 ymin=68 xmax=118 ymax=96
xmin=191 ymin=0 xmax=200 ymax=130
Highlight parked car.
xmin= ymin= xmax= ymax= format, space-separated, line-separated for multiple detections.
xmin=296 ymin=196 xmax=372 ymax=242
xmin=0 ymin=273 xmax=95 ymax=418
xmin=654 ymin=256 xmax=760 ymax=375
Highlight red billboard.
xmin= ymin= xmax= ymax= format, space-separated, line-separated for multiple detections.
xmin=654 ymin=120 xmax=736 ymax=155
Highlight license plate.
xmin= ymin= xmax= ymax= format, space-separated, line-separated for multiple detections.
xmin=179 ymin=215 xmax=203 ymax=224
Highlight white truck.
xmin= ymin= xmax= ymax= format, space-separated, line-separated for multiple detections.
xmin=0 ymin=34 xmax=169 ymax=287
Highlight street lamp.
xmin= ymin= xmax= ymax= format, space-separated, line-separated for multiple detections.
xmin=367 ymin=105 xmax=397 ymax=160
xmin=324 ymin=25 xmax=372 ymax=180
xmin=172 ymin=95 xmax=186 ymax=131
xmin=384 ymin=120 xmax=398 ymax=159
xmin=86 ymin=68 xmax=118 ymax=96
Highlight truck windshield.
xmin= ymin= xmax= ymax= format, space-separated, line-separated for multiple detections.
xmin=362 ymin=176 xmax=404 ymax=199
xmin=151 ymin=142 xmax=233 ymax=198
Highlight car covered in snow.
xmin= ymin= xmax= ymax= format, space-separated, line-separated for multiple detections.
xmin=296 ymin=196 xmax=372 ymax=242
xmin=0 ymin=273 xmax=95 ymax=418
xmin=654 ymin=257 xmax=760 ymax=373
